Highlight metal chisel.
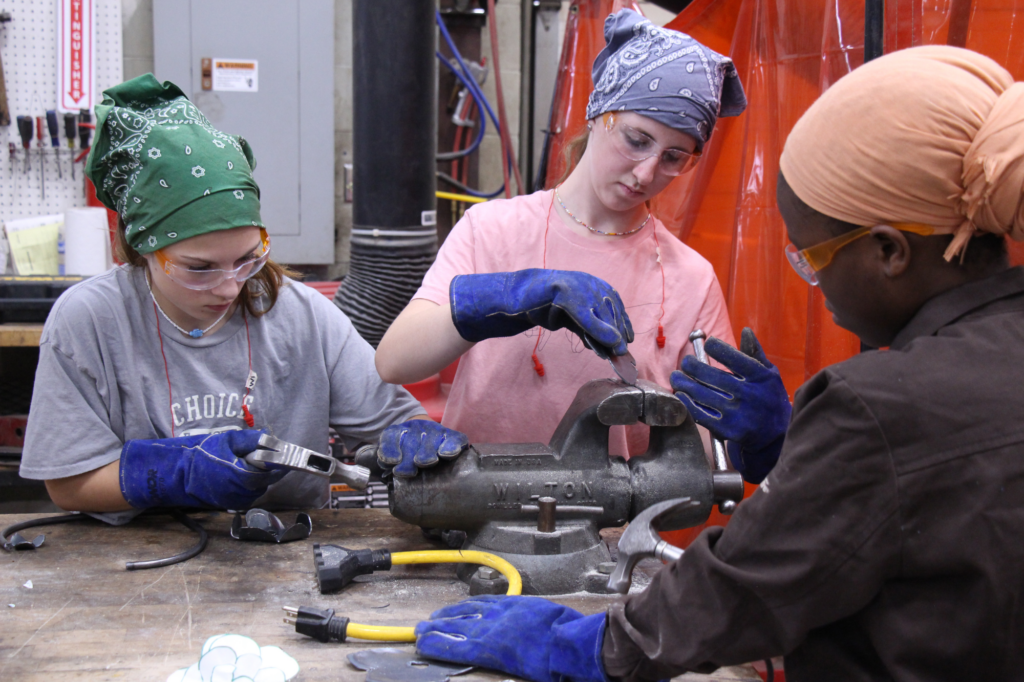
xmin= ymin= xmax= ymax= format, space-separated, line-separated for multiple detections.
xmin=609 ymin=350 xmax=638 ymax=386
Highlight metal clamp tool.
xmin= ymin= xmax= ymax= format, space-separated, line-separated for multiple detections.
xmin=247 ymin=434 xmax=371 ymax=490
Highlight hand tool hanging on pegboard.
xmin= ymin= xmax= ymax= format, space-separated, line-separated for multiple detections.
xmin=36 ymin=115 xmax=45 ymax=200
xmin=16 ymin=115 xmax=32 ymax=173
xmin=0 ymin=12 xmax=11 ymax=127
xmin=64 ymin=113 xmax=78 ymax=180
xmin=46 ymin=111 xmax=62 ymax=179
xmin=76 ymin=109 xmax=93 ymax=176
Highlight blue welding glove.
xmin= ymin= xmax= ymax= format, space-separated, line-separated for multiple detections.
xmin=670 ymin=328 xmax=791 ymax=484
xmin=119 ymin=429 xmax=286 ymax=509
xmin=377 ymin=420 xmax=470 ymax=478
xmin=415 ymin=595 xmax=610 ymax=682
xmin=449 ymin=269 xmax=634 ymax=358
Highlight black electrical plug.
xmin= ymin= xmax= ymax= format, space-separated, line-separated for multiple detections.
xmin=282 ymin=605 xmax=349 ymax=643
xmin=313 ymin=543 xmax=392 ymax=594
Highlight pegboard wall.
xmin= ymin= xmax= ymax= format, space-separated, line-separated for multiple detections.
xmin=0 ymin=0 xmax=123 ymax=220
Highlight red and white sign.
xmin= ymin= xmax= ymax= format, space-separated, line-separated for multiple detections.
xmin=57 ymin=0 xmax=95 ymax=112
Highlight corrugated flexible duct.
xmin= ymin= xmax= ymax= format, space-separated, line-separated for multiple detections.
xmin=334 ymin=0 xmax=438 ymax=347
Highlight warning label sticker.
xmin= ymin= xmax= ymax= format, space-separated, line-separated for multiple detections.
xmin=212 ymin=59 xmax=259 ymax=93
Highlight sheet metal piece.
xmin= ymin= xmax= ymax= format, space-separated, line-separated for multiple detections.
xmin=348 ymin=648 xmax=473 ymax=682
xmin=230 ymin=509 xmax=312 ymax=543
xmin=248 ymin=434 xmax=371 ymax=490
xmin=2 ymin=532 xmax=44 ymax=551
xmin=609 ymin=350 xmax=638 ymax=386
xmin=1 ymin=512 xmax=88 ymax=552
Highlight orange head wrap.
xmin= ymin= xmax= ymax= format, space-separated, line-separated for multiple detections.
xmin=780 ymin=46 xmax=1024 ymax=261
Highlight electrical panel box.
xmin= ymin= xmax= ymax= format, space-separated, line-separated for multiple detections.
xmin=153 ymin=0 xmax=335 ymax=264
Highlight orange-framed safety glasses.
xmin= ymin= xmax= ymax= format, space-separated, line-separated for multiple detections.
xmin=154 ymin=228 xmax=271 ymax=291
xmin=786 ymin=223 xmax=936 ymax=286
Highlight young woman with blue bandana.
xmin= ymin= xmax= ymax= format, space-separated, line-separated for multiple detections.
xmin=376 ymin=10 xmax=789 ymax=491
xmin=18 ymin=75 xmax=465 ymax=519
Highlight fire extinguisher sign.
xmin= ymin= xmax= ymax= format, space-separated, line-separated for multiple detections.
xmin=57 ymin=0 xmax=95 ymax=113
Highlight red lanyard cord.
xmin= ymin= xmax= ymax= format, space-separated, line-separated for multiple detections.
xmin=530 ymin=192 xmax=668 ymax=376
xmin=151 ymin=295 xmax=255 ymax=434
xmin=151 ymin=297 xmax=177 ymax=437
xmin=241 ymin=315 xmax=255 ymax=427
xmin=530 ymin=197 xmax=556 ymax=377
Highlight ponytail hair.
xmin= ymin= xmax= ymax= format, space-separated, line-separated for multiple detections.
xmin=555 ymin=125 xmax=591 ymax=187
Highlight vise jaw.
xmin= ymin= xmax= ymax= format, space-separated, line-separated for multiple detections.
xmin=387 ymin=379 xmax=717 ymax=595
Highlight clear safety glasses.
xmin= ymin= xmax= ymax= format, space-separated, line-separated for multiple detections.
xmin=785 ymin=223 xmax=935 ymax=286
xmin=603 ymin=112 xmax=702 ymax=176
xmin=154 ymin=228 xmax=271 ymax=291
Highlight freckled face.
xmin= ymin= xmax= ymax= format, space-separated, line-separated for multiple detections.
xmin=586 ymin=111 xmax=698 ymax=211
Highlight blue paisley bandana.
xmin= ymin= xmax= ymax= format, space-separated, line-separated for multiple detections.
xmin=586 ymin=9 xmax=747 ymax=151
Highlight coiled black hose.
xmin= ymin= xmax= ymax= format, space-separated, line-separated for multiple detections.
xmin=335 ymin=0 xmax=438 ymax=347
xmin=334 ymin=242 xmax=438 ymax=348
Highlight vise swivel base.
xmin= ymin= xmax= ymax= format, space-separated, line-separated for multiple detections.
xmin=388 ymin=379 xmax=742 ymax=595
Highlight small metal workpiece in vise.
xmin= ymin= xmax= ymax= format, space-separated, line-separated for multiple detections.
xmin=348 ymin=648 xmax=473 ymax=682
xmin=386 ymin=378 xmax=744 ymax=594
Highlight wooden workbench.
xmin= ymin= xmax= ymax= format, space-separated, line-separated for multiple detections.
xmin=0 ymin=510 xmax=759 ymax=682
xmin=0 ymin=323 xmax=43 ymax=347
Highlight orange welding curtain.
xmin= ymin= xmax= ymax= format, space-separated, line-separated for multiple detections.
xmin=544 ymin=0 xmax=1024 ymax=543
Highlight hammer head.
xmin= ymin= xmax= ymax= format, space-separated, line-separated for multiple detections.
xmin=607 ymin=497 xmax=698 ymax=594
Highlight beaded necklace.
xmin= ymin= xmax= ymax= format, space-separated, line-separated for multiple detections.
xmin=554 ymin=186 xmax=651 ymax=237
xmin=146 ymin=270 xmax=257 ymax=432
xmin=146 ymin=273 xmax=231 ymax=338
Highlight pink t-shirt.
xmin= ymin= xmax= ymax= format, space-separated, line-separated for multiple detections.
xmin=415 ymin=189 xmax=735 ymax=458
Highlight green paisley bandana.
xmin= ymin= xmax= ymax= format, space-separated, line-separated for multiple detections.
xmin=86 ymin=74 xmax=264 ymax=255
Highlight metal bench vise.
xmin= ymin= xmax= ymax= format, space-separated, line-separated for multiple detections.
xmin=385 ymin=378 xmax=744 ymax=594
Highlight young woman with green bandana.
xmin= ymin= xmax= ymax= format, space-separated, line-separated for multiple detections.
xmin=18 ymin=75 xmax=466 ymax=520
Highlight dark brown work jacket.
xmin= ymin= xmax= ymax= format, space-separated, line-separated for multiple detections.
xmin=603 ymin=266 xmax=1024 ymax=682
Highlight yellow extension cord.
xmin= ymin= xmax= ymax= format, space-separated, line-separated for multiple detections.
xmin=345 ymin=549 xmax=522 ymax=642
xmin=436 ymin=190 xmax=489 ymax=204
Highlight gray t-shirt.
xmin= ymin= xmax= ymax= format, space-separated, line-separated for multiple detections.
xmin=21 ymin=265 xmax=423 ymax=512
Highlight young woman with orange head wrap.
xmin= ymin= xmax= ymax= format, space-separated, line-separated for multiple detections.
xmin=414 ymin=45 xmax=1024 ymax=682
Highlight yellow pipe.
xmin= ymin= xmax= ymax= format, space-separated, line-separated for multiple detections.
xmin=436 ymin=190 xmax=488 ymax=204
xmin=344 ymin=549 xmax=522 ymax=643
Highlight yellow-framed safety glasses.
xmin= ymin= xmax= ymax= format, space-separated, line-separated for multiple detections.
xmin=786 ymin=223 xmax=935 ymax=286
